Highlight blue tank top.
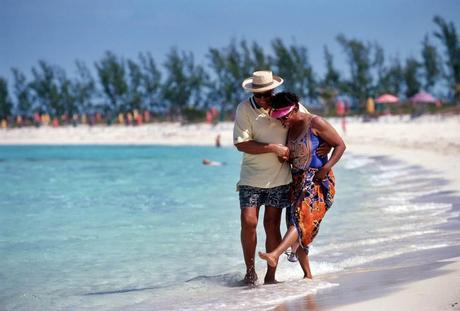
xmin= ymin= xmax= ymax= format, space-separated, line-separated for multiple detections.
xmin=309 ymin=132 xmax=328 ymax=168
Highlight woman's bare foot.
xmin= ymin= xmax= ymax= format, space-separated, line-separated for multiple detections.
xmin=258 ymin=251 xmax=279 ymax=267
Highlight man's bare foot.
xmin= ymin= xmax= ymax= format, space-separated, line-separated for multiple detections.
xmin=258 ymin=251 xmax=278 ymax=267
xmin=243 ymin=270 xmax=258 ymax=286
xmin=303 ymin=274 xmax=313 ymax=279
xmin=264 ymin=277 xmax=281 ymax=285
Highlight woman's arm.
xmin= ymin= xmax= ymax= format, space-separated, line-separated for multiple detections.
xmin=311 ymin=116 xmax=346 ymax=180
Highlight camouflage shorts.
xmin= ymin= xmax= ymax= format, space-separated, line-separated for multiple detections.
xmin=238 ymin=184 xmax=291 ymax=209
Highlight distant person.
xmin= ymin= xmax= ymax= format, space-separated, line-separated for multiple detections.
xmin=72 ymin=113 xmax=79 ymax=127
xmin=206 ymin=110 xmax=213 ymax=124
xmin=234 ymin=71 xmax=331 ymax=285
xmin=88 ymin=114 xmax=95 ymax=126
xmin=215 ymin=134 xmax=221 ymax=148
xmin=16 ymin=115 xmax=23 ymax=128
xmin=33 ymin=112 xmax=41 ymax=127
xmin=259 ymin=92 xmax=346 ymax=279
xmin=202 ymin=159 xmax=225 ymax=166
xmin=118 ymin=113 xmax=125 ymax=125
xmin=52 ymin=117 xmax=59 ymax=128
xmin=143 ymin=110 xmax=151 ymax=123
xmin=126 ymin=112 xmax=133 ymax=126
xmin=336 ymin=99 xmax=347 ymax=134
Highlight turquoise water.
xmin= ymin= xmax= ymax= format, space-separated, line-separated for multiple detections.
xmin=1 ymin=146 xmax=459 ymax=310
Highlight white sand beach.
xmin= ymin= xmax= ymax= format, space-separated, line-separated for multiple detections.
xmin=0 ymin=122 xmax=235 ymax=146
xmin=1 ymin=114 xmax=460 ymax=310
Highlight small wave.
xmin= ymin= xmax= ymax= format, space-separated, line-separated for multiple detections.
xmin=376 ymin=219 xmax=450 ymax=233
xmin=174 ymin=280 xmax=339 ymax=311
xmin=410 ymin=243 xmax=449 ymax=251
xmin=83 ymin=284 xmax=169 ymax=296
xmin=343 ymin=156 xmax=375 ymax=169
xmin=277 ymin=241 xmax=452 ymax=284
xmin=376 ymin=189 xmax=443 ymax=203
xmin=327 ymin=243 xmax=450 ymax=271
xmin=383 ymin=202 xmax=452 ymax=214
xmin=185 ymin=272 xmax=244 ymax=287
xmin=309 ymin=261 xmax=343 ymax=275
xmin=312 ymin=230 xmax=439 ymax=255
xmin=369 ymin=164 xmax=431 ymax=184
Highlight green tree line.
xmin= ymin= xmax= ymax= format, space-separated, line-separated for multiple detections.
xmin=1 ymin=15 xmax=459 ymax=122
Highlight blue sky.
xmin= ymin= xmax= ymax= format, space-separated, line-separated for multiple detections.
xmin=1 ymin=0 xmax=459 ymax=80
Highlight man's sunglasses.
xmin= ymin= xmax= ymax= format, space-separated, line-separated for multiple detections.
xmin=253 ymin=92 xmax=273 ymax=99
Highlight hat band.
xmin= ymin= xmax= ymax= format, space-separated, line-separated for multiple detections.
xmin=252 ymin=81 xmax=274 ymax=88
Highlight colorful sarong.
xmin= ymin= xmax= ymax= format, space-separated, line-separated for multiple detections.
xmin=288 ymin=167 xmax=335 ymax=253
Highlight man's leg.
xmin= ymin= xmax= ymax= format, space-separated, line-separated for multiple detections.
xmin=241 ymin=206 xmax=260 ymax=284
xmin=263 ymin=206 xmax=282 ymax=284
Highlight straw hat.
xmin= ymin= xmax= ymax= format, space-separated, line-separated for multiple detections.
xmin=242 ymin=70 xmax=284 ymax=93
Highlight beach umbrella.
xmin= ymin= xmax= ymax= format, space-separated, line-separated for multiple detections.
xmin=410 ymin=91 xmax=437 ymax=103
xmin=375 ymin=94 xmax=399 ymax=104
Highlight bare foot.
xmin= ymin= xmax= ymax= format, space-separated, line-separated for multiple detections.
xmin=264 ymin=277 xmax=281 ymax=285
xmin=243 ymin=271 xmax=258 ymax=286
xmin=258 ymin=251 xmax=278 ymax=268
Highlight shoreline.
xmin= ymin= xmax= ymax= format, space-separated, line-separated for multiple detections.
xmin=0 ymin=122 xmax=235 ymax=146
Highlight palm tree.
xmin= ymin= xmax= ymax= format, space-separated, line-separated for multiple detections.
xmin=433 ymin=16 xmax=460 ymax=103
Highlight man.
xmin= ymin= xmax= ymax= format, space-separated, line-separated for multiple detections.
xmin=233 ymin=71 xmax=300 ymax=285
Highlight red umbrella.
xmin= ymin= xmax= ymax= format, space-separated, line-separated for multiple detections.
xmin=410 ymin=91 xmax=437 ymax=103
xmin=375 ymin=94 xmax=399 ymax=104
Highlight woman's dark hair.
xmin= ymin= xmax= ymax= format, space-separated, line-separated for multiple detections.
xmin=270 ymin=92 xmax=299 ymax=109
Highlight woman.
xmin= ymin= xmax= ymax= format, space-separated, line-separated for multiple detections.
xmin=259 ymin=92 xmax=346 ymax=279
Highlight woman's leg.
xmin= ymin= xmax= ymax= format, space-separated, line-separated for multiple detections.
xmin=285 ymin=206 xmax=299 ymax=262
xmin=259 ymin=225 xmax=298 ymax=267
xmin=296 ymin=248 xmax=313 ymax=279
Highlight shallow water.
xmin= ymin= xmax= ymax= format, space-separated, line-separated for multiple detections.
xmin=0 ymin=146 xmax=459 ymax=310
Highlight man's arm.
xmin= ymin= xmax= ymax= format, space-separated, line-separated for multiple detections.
xmin=235 ymin=141 xmax=289 ymax=161
xmin=233 ymin=101 xmax=289 ymax=160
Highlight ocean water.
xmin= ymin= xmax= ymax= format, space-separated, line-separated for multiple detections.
xmin=1 ymin=146 xmax=459 ymax=311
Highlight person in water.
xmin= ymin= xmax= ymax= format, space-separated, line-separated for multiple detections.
xmin=202 ymin=159 xmax=225 ymax=166
xmin=258 ymin=92 xmax=346 ymax=279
